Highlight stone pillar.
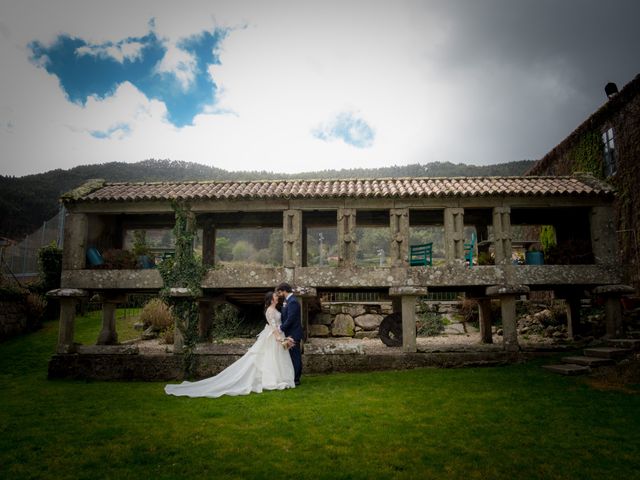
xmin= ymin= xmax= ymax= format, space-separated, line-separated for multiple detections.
xmin=590 ymin=206 xmax=617 ymax=265
xmin=283 ymin=210 xmax=303 ymax=268
xmin=477 ymin=298 xmax=493 ymax=344
xmin=62 ymin=212 xmax=89 ymax=270
xmin=97 ymin=294 xmax=126 ymax=345
xmin=444 ymin=207 xmax=464 ymax=262
xmin=486 ymin=284 xmax=529 ymax=352
xmin=296 ymin=286 xmax=317 ymax=348
xmin=338 ymin=208 xmax=357 ymax=267
xmin=593 ymin=285 xmax=635 ymax=338
xmin=492 ymin=207 xmax=512 ymax=265
xmin=565 ymin=298 xmax=582 ymax=339
xmin=390 ymin=208 xmax=409 ymax=267
xmin=390 ymin=286 xmax=428 ymax=353
xmin=169 ymin=287 xmax=198 ymax=353
xmin=202 ymin=221 xmax=216 ymax=266
xmin=391 ymin=297 xmax=402 ymax=314
xmin=47 ymin=288 xmax=89 ymax=353
xmin=198 ymin=300 xmax=214 ymax=341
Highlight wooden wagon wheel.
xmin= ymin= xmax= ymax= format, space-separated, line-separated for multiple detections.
xmin=378 ymin=312 xmax=403 ymax=347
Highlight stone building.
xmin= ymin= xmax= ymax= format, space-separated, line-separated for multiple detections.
xmin=527 ymin=74 xmax=640 ymax=288
xmin=49 ymin=173 xmax=625 ymax=370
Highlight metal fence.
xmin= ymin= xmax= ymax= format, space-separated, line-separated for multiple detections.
xmin=319 ymin=290 xmax=461 ymax=303
xmin=1 ymin=207 xmax=65 ymax=279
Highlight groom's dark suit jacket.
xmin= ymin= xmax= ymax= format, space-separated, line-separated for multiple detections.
xmin=280 ymin=294 xmax=303 ymax=342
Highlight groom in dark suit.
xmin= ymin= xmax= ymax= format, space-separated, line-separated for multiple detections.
xmin=276 ymin=282 xmax=302 ymax=386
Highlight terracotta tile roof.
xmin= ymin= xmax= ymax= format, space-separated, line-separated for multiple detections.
xmin=67 ymin=175 xmax=614 ymax=203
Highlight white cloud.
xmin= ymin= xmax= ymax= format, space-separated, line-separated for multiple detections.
xmin=75 ymin=40 xmax=146 ymax=63
xmin=154 ymin=44 xmax=197 ymax=91
xmin=1 ymin=0 xmax=640 ymax=177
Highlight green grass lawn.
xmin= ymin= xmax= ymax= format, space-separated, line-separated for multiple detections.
xmin=1 ymin=312 xmax=639 ymax=479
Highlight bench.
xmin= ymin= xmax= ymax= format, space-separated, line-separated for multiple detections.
xmin=409 ymin=243 xmax=433 ymax=266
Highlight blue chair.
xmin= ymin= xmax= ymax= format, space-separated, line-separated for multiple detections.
xmin=409 ymin=243 xmax=433 ymax=266
xmin=464 ymin=233 xmax=476 ymax=267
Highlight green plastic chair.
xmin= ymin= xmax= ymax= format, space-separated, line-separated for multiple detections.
xmin=409 ymin=243 xmax=433 ymax=266
xmin=464 ymin=232 xmax=476 ymax=267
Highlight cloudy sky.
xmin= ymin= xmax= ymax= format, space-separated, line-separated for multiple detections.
xmin=1 ymin=0 xmax=639 ymax=177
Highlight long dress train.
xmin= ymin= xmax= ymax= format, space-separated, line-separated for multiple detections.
xmin=164 ymin=306 xmax=295 ymax=398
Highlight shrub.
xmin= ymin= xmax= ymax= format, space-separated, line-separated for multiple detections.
xmin=231 ymin=240 xmax=256 ymax=262
xmin=25 ymin=293 xmax=47 ymax=330
xmin=460 ymin=299 xmax=479 ymax=323
xmin=139 ymin=298 xmax=175 ymax=329
xmin=161 ymin=324 xmax=175 ymax=345
xmin=416 ymin=311 xmax=445 ymax=337
xmin=102 ymin=249 xmax=137 ymax=269
xmin=37 ymin=242 xmax=63 ymax=293
xmin=209 ymin=303 xmax=245 ymax=340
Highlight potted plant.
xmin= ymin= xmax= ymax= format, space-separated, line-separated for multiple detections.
xmin=525 ymin=244 xmax=544 ymax=265
xmin=102 ymin=249 xmax=137 ymax=269
xmin=132 ymin=230 xmax=155 ymax=269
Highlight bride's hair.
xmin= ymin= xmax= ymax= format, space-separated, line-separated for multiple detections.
xmin=264 ymin=291 xmax=275 ymax=311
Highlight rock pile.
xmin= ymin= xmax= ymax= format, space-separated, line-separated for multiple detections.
xmin=309 ymin=302 xmax=392 ymax=338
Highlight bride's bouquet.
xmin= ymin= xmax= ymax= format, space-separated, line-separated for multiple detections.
xmin=281 ymin=337 xmax=295 ymax=350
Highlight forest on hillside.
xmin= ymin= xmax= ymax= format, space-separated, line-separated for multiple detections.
xmin=0 ymin=159 xmax=535 ymax=240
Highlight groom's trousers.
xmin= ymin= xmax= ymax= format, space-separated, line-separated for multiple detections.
xmin=289 ymin=344 xmax=302 ymax=384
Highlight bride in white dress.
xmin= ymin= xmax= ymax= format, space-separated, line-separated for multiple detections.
xmin=165 ymin=292 xmax=295 ymax=398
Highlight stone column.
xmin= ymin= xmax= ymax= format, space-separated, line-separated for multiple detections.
xmin=390 ymin=208 xmax=409 ymax=267
xmin=198 ymin=300 xmax=214 ymax=341
xmin=565 ymin=298 xmax=582 ymax=339
xmin=486 ymin=284 xmax=529 ymax=352
xmin=390 ymin=286 xmax=428 ymax=353
xmin=169 ymin=287 xmax=198 ymax=353
xmin=283 ymin=210 xmax=303 ymax=268
xmin=477 ymin=298 xmax=493 ymax=344
xmin=590 ymin=206 xmax=617 ymax=265
xmin=492 ymin=207 xmax=512 ymax=265
xmin=47 ymin=288 xmax=89 ymax=353
xmin=62 ymin=213 xmax=89 ymax=270
xmin=593 ymin=285 xmax=635 ymax=338
xmin=296 ymin=287 xmax=317 ymax=348
xmin=444 ymin=207 xmax=464 ymax=263
xmin=97 ymin=294 xmax=127 ymax=345
xmin=338 ymin=208 xmax=357 ymax=267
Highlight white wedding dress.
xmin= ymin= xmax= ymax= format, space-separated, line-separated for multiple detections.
xmin=165 ymin=306 xmax=295 ymax=398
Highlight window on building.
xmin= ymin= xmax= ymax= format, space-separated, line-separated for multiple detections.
xmin=602 ymin=127 xmax=617 ymax=177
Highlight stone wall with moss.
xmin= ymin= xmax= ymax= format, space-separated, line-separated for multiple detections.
xmin=528 ymin=74 xmax=640 ymax=288
xmin=0 ymin=297 xmax=28 ymax=340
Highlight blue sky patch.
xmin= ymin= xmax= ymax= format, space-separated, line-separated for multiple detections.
xmin=312 ymin=112 xmax=375 ymax=148
xmin=29 ymin=24 xmax=229 ymax=128
xmin=90 ymin=123 xmax=131 ymax=140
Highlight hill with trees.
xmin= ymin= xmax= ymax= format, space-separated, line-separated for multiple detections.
xmin=0 ymin=159 xmax=535 ymax=240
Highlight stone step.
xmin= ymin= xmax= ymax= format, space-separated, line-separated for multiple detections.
xmin=583 ymin=347 xmax=632 ymax=359
xmin=543 ymin=364 xmax=591 ymax=376
xmin=561 ymin=356 xmax=614 ymax=367
xmin=607 ymin=338 xmax=640 ymax=351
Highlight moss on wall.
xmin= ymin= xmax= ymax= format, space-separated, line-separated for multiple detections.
xmin=569 ymin=131 xmax=604 ymax=178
